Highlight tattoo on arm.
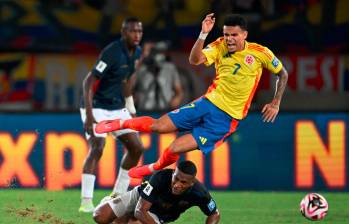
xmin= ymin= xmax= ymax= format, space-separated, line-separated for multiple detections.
xmin=274 ymin=67 xmax=288 ymax=104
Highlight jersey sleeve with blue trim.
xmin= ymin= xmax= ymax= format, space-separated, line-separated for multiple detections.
xmin=259 ymin=46 xmax=283 ymax=74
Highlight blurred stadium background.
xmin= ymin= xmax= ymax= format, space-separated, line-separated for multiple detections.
xmin=0 ymin=0 xmax=348 ymax=223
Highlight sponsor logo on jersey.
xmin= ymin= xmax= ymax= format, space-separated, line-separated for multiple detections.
xmin=96 ymin=60 xmax=107 ymax=73
xmin=272 ymin=57 xmax=279 ymax=68
xmin=244 ymin=55 xmax=255 ymax=65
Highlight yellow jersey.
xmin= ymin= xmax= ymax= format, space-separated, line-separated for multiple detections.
xmin=202 ymin=38 xmax=283 ymax=119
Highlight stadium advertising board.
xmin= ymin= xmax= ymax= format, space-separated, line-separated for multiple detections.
xmin=0 ymin=113 xmax=347 ymax=191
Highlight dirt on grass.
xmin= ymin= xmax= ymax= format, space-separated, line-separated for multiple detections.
xmin=6 ymin=205 xmax=75 ymax=224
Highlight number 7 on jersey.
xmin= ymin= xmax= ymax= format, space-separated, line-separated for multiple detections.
xmin=232 ymin=63 xmax=241 ymax=75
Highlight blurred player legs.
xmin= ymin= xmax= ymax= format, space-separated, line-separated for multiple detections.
xmin=79 ymin=108 xmax=141 ymax=212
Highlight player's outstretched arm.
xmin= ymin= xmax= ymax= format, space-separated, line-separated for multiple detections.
xmin=262 ymin=67 xmax=289 ymax=123
xmin=205 ymin=210 xmax=220 ymax=224
xmin=189 ymin=13 xmax=215 ymax=65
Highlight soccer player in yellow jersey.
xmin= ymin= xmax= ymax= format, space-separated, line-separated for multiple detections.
xmin=95 ymin=13 xmax=289 ymax=179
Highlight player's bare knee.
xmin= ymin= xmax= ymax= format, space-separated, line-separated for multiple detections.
xmin=125 ymin=141 xmax=144 ymax=157
xmin=132 ymin=142 xmax=145 ymax=154
xmin=93 ymin=209 xmax=108 ymax=224
xmin=129 ymin=148 xmax=143 ymax=159
xmin=90 ymin=138 xmax=105 ymax=150
xmin=88 ymin=138 xmax=105 ymax=158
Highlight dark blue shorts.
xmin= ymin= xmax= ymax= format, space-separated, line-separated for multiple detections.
xmin=168 ymin=97 xmax=239 ymax=154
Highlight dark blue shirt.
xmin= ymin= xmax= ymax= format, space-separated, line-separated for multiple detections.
xmin=138 ymin=169 xmax=218 ymax=223
xmin=82 ymin=38 xmax=142 ymax=110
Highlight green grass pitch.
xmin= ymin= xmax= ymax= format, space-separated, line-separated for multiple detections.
xmin=1 ymin=190 xmax=348 ymax=224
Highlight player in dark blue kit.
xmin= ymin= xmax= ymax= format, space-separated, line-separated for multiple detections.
xmin=79 ymin=17 xmax=145 ymax=212
xmin=93 ymin=161 xmax=220 ymax=224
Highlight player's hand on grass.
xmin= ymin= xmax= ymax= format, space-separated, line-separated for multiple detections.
xmin=262 ymin=99 xmax=280 ymax=123
xmin=202 ymin=13 xmax=215 ymax=34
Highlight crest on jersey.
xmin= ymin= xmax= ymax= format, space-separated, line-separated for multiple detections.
xmin=244 ymin=55 xmax=255 ymax=65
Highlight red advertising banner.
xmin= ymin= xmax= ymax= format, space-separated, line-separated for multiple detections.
xmin=258 ymin=55 xmax=346 ymax=92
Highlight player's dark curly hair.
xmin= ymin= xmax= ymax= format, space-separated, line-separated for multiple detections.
xmin=122 ymin=17 xmax=141 ymax=28
xmin=178 ymin=161 xmax=197 ymax=176
xmin=223 ymin=14 xmax=248 ymax=31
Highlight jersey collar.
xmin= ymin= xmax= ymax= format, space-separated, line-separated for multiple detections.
xmin=243 ymin=41 xmax=249 ymax=51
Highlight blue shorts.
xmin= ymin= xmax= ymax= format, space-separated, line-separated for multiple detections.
xmin=168 ymin=97 xmax=239 ymax=154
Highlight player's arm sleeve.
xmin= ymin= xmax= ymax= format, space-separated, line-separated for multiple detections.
xmin=198 ymin=192 xmax=218 ymax=216
xmin=260 ymin=47 xmax=283 ymax=74
xmin=202 ymin=43 xmax=219 ymax=66
xmin=91 ymin=46 xmax=117 ymax=79
xmin=139 ymin=173 xmax=161 ymax=203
